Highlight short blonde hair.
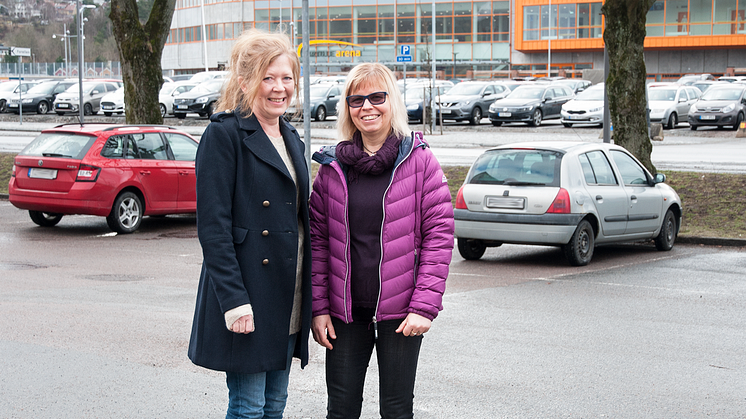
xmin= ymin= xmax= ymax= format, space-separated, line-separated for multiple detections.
xmin=337 ymin=63 xmax=410 ymax=142
xmin=217 ymin=29 xmax=300 ymax=116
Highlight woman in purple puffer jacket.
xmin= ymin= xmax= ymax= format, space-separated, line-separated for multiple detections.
xmin=309 ymin=63 xmax=455 ymax=419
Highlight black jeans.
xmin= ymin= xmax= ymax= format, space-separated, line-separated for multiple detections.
xmin=326 ymin=316 xmax=423 ymax=419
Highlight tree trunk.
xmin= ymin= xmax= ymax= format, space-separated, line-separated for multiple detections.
xmin=109 ymin=0 xmax=175 ymax=124
xmin=602 ymin=0 xmax=657 ymax=173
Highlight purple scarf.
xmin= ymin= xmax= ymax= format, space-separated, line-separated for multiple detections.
xmin=336 ymin=132 xmax=401 ymax=183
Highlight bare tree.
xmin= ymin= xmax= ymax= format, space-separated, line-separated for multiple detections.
xmin=109 ymin=0 xmax=175 ymax=124
xmin=602 ymin=0 xmax=657 ymax=173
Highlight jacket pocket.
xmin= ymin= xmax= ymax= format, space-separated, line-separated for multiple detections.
xmin=232 ymin=226 xmax=248 ymax=244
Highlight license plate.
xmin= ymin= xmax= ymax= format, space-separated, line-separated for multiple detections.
xmin=102 ymin=105 xmax=113 ymax=110
xmin=700 ymin=115 xmax=716 ymax=120
xmin=28 ymin=168 xmax=58 ymax=180
xmin=176 ymin=105 xmax=188 ymax=110
xmin=498 ymin=112 xmax=512 ymax=117
xmin=569 ymin=115 xmax=582 ymax=119
xmin=440 ymin=109 xmax=451 ymax=114
xmin=57 ymin=103 xmax=69 ymax=108
xmin=486 ymin=196 xmax=525 ymax=210
xmin=9 ymin=103 xmax=18 ymax=108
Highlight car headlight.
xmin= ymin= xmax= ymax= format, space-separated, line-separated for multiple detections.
xmin=460 ymin=101 xmax=471 ymax=108
xmin=589 ymin=106 xmax=603 ymax=113
xmin=722 ymin=103 xmax=735 ymax=113
xmin=22 ymin=98 xmax=33 ymax=104
xmin=518 ymin=106 xmax=533 ymax=112
xmin=407 ymin=104 xmax=419 ymax=111
xmin=689 ymin=104 xmax=698 ymax=114
xmin=489 ymin=103 xmax=499 ymax=111
xmin=196 ymin=96 xmax=209 ymax=104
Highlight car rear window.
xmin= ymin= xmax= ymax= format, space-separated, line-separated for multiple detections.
xmin=19 ymin=132 xmax=96 ymax=160
xmin=467 ymin=149 xmax=562 ymax=186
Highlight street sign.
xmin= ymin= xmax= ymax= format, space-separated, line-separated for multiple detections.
xmin=398 ymin=45 xmax=411 ymax=56
xmin=10 ymin=47 xmax=31 ymax=57
xmin=397 ymin=56 xmax=413 ymax=63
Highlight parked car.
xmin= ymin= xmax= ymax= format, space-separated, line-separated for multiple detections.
xmin=285 ymin=83 xmax=343 ymax=121
xmin=560 ymin=83 xmax=604 ymax=127
xmin=691 ymin=80 xmax=724 ymax=94
xmin=687 ymin=84 xmax=746 ymax=130
xmin=435 ymin=81 xmax=511 ymax=125
xmin=159 ymin=81 xmax=198 ymax=117
xmin=189 ymin=71 xmax=228 ymax=84
xmin=168 ymin=74 xmax=194 ymax=82
xmin=677 ymin=74 xmax=714 ymax=85
xmin=454 ymin=141 xmax=682 ymax=266
xmin=53 ymin=81 xmax=121 ymax=115
xmin=404 ymin=82 xmax=453 ymax=124
xmin=100 ymin=87 xmax=125 ymax=116
xmin=717 ymin=76 xmax=746 ymax=83
xmin=488 ymin=84 xmax=574 ymax=126
xmin=0 ymin=80 xmax=39 ymax=112
xmin=172 ymin=79 xmax=224 ymax=119
xmin=647 ymin=84 xmax=701 ymax=129
xmin=7 ymin=79 xmax=77 ymax=114
xmin=8 ymin=124 xmax=200 ymax=234
xmin=552 ymin=78 xmax=592 ymax=93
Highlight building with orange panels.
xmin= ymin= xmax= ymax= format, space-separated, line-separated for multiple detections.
xmin=161 ymin=0 xmax=746 ymax=79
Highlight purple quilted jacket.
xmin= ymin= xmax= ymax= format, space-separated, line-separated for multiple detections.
xmin=309 ymin=132 xmax=454 ymax=323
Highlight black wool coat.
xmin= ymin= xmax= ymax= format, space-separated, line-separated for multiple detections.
xmin=188 ymin=111 xmax=312 ymax=374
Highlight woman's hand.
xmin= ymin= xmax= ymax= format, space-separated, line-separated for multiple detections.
xmin=312 ymin=314 xmax=336 ymax=350
xmin=396 ymin=313 xmax=431 ymax=337
xmin=231 ymin=314 xmax=254 ymax=334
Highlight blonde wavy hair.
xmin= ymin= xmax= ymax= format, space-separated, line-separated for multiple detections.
xmin=337 ymin=63 xmax=410 ymax=142
xmin=216 ymin=29 xmax=300 ymax=116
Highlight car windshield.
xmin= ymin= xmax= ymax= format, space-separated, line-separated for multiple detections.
xmin=19 ymin=133 xmax=96 ymax=160
xmin=191 ymin=80 xmax=224 ymax=94
xmin=160 ymin=83 xmax=175 ymax=94
xmin=575 ymin=87 xmax=604 ymax=101
xmin=468 ymin=149 xmax=563 ymax=187
xmin=506 ymin=87 xmax=545 ymax=99
xmin=0 ymin=82 xmax=18 ymax=92
xmin=648 ymin=89 xmax=677 ymax=101
xmin=701 ymin=88 xmax=744 ymax=101
xmin=26 ymin=82 xmax=57 ymax=95
xmin=309 ymin=85 xmax=335 ymax=98
xmin=64 ymin=83 xmax=99 ymax=94
xmin=445 ymin=83 xmax=486 ymax=95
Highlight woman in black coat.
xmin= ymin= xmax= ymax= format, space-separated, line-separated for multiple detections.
xmin=187 ymin=29 xmax=311 ymax=419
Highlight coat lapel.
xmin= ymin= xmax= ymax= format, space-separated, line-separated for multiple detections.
xmin=238 ymin=114 xmax=293 ymax=179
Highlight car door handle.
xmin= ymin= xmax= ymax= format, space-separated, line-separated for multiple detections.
xmin=179 ymin=170 xmax=191 ymax=175
xmin=139 ymin=170 xmax=151 ymax=175
xmin=595 ymin=195 xmax=603 ymax=201
xmin=630 ymin=195 xmax=637 ymax=201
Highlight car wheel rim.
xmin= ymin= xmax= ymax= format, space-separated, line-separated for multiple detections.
xmin=666 ymin=217 xmax=674 ymax=242
xmin=119 ymin=198 xmax=140 ymax=228
xmin=578 ymin=229 xmax=590 ymax=256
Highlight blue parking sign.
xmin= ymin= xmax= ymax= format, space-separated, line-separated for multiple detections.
xmin=399 ymin=45 xmax=411 ymax=56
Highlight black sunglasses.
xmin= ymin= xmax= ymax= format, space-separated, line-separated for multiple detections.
xmin=346 ymin=91 xmax=388 ymax=108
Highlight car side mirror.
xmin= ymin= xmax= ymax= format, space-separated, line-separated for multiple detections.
xmin=544 ymin=96 xmax=553 ymax=101
xmin=653 ymin=173 xmax=666 ymax=184
xmin=679 ymin=97 xmax=686 ymax=103
xmin=91 ymin=90 xmax=99 ymax=95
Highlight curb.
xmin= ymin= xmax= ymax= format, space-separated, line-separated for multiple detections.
xmin=1 ymin=192 xmax=743 ymax=248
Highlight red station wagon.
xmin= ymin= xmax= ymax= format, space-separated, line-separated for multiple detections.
xmin=9 ymin=124 xmax=199 ymax=234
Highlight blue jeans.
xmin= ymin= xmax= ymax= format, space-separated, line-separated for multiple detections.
xmin=225 ymin=333 xmax=298 ymax=419
xmin=325 ymin=317 xmax=423 ymax=419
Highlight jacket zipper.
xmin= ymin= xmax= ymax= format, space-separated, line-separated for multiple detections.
xmin=372 ymin=136 xmax=416 ymax=339
xmin=333 ymin=160 xmax=352 ymax=323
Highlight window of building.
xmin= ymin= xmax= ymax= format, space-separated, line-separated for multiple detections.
xmin=329 ymin=7 xmax=352 ymax=43
xmin=355 ymin=6 xmax=377 ymax=44
xmin=378 ymin=5 xmax=395 ymax=42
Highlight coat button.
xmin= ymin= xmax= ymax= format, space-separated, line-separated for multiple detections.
xmin=262 ymin=230 xmax=269 ymax=236
xmin=262 ymin=200 xmax=270 ymax=207
xmin=262 ymin=259 xmax=269 ymax=265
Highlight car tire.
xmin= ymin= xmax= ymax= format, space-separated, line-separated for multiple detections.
xmin=529 ymin=109 xmax=542 ymax=127
xmin=37 ymin=101 xmax=49 ymax=114
xmin=491 ymin=121 xmax=503 ymax=127
xmin=104 ymin=112 xmax=112 ymax=117
xmin=562 ymin=122 xmax=573 ymax=128
xmin=666 ymin=112 xmax=677 ymax=129
xmin=315 ymin=106 xmax=327 ymax=122
xmin=690 ymin=124 xmax=697 ymax=130
xmin=457 ymin=239 xmax=486 ymax=260
xmin=175 ymin=113 xmax=186 ymax=119
xmin=160 ymin=104 xmax=167 ymax=117
xmin=562 ymin=219 xmax=594 ymax=266
xmin=654 ymin=209 xmax=677 ymax=251
xmin=56 ymin=112 xmax=65 ymax=116
xmin=29 ymin=211 xmax=63 ymax=227
xmin=206 ymin=102 xmax=215 ymax=117
xmin=469 ymin=107 xmax=482 ymax=125
xmin=106 ymin=191 xmax=143 ymax=234
xmin=0 ymin=99 xmax=6 ymax=113
xmin=84 ymin=103 xmax=94 ymax=116
xmin=731 ymin=113 xmax=744 ymax=131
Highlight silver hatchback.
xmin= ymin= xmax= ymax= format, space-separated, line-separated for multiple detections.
xmin=454 ymin=142 xmax=682 ymax=266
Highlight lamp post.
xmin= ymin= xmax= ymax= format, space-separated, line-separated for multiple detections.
xmin=452 ymin=52 xmax=459 ymax=79
xmin=52 ymin=23 xmax=75 ymax=76
xmin=77 ymin=1 xmax=96 ymax=122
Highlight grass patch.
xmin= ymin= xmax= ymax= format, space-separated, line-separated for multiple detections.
xmin=4 ymin=154 xmax=744 ymax=239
